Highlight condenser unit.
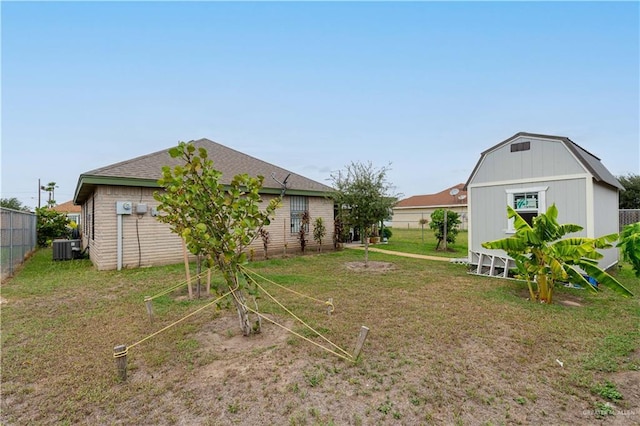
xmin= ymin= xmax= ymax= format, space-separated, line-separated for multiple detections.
xmin=53 ymin=239 xmax=82 ymax=261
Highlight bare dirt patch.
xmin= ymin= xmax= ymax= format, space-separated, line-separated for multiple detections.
xmin=345 ymin=261 xmax=395 ymax=272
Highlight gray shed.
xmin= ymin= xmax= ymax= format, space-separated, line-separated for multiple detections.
xmin=464 ymin=132 xmax=624 ymax=275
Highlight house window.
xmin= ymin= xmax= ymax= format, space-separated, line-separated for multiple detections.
xmin=290 ymin=196 xmax=308 ymax=234
xmin=506 ymin=186 xmax=548 ymax=231
xmin=510 ymin=141 xmax=530 ymax=152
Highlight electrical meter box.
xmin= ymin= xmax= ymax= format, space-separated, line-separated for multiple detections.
xmin=116 ymin=201 xmax=133 ymax=215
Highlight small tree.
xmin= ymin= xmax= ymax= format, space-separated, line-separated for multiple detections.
xmin=313 ymin=217 xmax=326 ymax=252
xmin=333 ymin=215 xmax=346 ymax=249
xmin=298 ymin=210 xmax=310 ymax=253
xmin=618 ymin=173 xmax=640 ymax=209
xmin=154 ymin=142 xmax=280 ymax=336
xmin=1 ymin=197 xmax=31 ymax=212
xmin=618 ymin=222 xmax=640 ymax=277
xmin=429 ymin=209 xmax=460 ymax=250
xmin=482 ymin=204 xmax=633 ymax=304
xmin=36 ymin=207 xmax=70 ymax=247
xmin=259 ymin=228 xmax=270 ymax=260
xmin=330 ymin=162 xmax=400 ymax=265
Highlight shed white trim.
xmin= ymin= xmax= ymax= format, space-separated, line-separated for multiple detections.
xmin=467 ymin=173 xmax=591 ymax=189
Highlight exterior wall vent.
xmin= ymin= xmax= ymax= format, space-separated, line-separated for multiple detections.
xmin=510 ymin=141 xmax=531 ymax=152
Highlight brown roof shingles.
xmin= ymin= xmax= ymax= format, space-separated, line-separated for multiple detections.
xmin=74 ymin=139 xmax=333 ymax=204
xmin=395 ymin=183 xmax=467 ymax=208
xmin=52 ymin=200 xmax=81 ymax=213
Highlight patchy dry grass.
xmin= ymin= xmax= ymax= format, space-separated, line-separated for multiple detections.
xmin=382 ymin=228 xmax=468 ymax=258
xmin=1 ymin=247 xmax=639 ymax=425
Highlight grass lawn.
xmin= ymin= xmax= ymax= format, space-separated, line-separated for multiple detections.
xmin=1 ymin=245 xmax=639 ymax=425
xmin=380 ymin=227 xmax=468 ymax=258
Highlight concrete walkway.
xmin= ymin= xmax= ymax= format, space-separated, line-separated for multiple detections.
xmin=344 ymin=244 xmax=453 ymax=262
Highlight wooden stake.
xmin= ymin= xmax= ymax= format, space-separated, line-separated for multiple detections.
xmin=326 ymin=297 xmax=334 ymax=316
xmin=352 ymin=326 xmax=370 ymax=360
xmin=114 ymin=344 xmax=128 ymax=382
xmin=206 ymin=267 xmax=211 ymax=295
xmin=181 ymin=239 xmax=193 ymax=299
xmin=144 ymin=296 xmax=154 ymax=322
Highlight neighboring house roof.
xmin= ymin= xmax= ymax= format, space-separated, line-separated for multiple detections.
xmin=52 ymin=200 xmax=81 ymax=214
xmin=395 ymin=183 xmax=467 ymax=209
xmin=464 ymin=132 xmax=624 ymax=191
xmin=74 ymin=138 xmax=334 ymax=204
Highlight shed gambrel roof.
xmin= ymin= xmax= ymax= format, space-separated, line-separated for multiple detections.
xmin=464 ymin=132 xmax=624 ymax=191
xmin=74 ymin=138 xmax=334 ymax=204
xmin=395 ymin=184 xmax=467 ymax=209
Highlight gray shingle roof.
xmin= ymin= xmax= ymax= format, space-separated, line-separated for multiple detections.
xmin=74 ymin=138 xmax=333 ymax=204
xmin=464 ymin=132 xmax=624 ymax=191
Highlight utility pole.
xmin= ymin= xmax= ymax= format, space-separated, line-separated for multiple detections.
xmin=38 ymin=178 xmax=41 ymax=208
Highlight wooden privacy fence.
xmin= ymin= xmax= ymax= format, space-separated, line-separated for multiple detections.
xmin=620 ymin=209 xmax=640 ymax=231
xmin=1 ymin=208 xmax=37 ymax=280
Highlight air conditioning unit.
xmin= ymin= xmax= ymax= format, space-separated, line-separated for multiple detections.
xmin=53 ymin=239 xmax=82 ymax=261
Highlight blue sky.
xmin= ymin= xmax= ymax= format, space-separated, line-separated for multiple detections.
xmin=2 ymin=1 xmax=639 ymax=209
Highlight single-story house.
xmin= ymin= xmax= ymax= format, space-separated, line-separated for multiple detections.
xmin=391 ymin=184 xmax=468 ymax=230
xmin=52 ymin=200 xmax=82 ymax=226
xmin=465 ymin=132 xmax=624 ymax=274
xmin=73 ymin=138 xmax=335 ymax=270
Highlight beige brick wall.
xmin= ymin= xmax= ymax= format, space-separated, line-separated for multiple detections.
xmin=82 ymin=186 xmax=335 ymax=270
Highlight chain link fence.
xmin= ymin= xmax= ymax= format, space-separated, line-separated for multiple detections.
xmin=620 ymin=209 xmax=640 ymax=231
xmin=1 ymin=207 xmax=37 ymax=280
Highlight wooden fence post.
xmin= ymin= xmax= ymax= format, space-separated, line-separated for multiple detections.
xmin=144 ymin=296 xmax=154 ymax=322
xmin=352 ymin=326 xmax=369 ymax=360
xmin=114 ymin=344 xmax=128 ymax=382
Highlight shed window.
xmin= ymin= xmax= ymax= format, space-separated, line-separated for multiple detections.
xmin=290 ymin=196 xmax=308 ymax=234
xmin=505 ymin=186 xmax=548 ymax=232
xmin=510 ymin=141 xmax=530 ymax=152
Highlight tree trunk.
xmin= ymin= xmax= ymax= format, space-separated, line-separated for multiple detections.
xmin=538 ymin=275 xmax=550 ymax=303
xmin=196 ymin=255 xmax=202 ymax=299
xmin=220 ymin=263 xmax=259 ymax=336
xmin=363 ymin=228 xmax=369 ymax=266
xmin=231 ymin=288 xmax=253 ymax=336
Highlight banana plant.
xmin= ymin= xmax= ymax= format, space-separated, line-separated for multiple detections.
xmin=482 ymin=204 xmax=634 ymax=304
xmin=617 ymin=222 xmax=640 ymax=278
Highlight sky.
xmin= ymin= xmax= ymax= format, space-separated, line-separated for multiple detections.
xmin=2 ymin=1 xmax=639 ymax=210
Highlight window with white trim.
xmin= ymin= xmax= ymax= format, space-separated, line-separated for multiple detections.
xmin=506 ymin=186 xmax=548 ymax=232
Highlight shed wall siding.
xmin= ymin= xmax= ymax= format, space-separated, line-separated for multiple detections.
xmin=472 ymin=137 xmax=585 ymax=185
xmin=82 ymin=186 xmax=335 ymax=270
xmin=469 ymin=178 xmax=589 ymax=255
xmin=593 ymin=183 xmax=620 ymax=268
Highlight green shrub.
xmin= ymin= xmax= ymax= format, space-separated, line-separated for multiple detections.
xmin=382 ymin=228 xmax=393 ymax=239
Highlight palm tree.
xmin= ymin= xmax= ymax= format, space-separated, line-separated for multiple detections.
xmin=482 ymin=204 xmax=633 ymax=304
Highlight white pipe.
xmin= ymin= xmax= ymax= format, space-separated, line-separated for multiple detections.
xmin=117 ymin=214 xmax=123 ymax=271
